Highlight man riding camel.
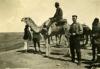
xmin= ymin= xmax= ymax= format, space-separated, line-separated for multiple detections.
xmin=49 ymin=2 xmax=63 ymax=26
xmin=42 ymin=2 xmax=64 ymax=34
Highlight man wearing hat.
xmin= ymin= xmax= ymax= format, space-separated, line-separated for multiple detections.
xmin=91 ymin=18 xmax=100 ymax=62
xmin=69 ymin=15 xmax=83 ymax=65
xmin=50 ymin=2 xmax=63 ymax=26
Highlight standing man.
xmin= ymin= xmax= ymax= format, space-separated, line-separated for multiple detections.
xmin=30 ymin=28 xmax=41 ymax=53
xmin=69 ymin=15 xmax=83 ymax=65
xmin=23 ymin=25 xmax=32 ymax=53
xmin=49 ymin=2 xmax=63 ymax=26
xmin=91 ymin=18 xmax=100 ymax=62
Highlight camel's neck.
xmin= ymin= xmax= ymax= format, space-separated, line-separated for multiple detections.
xmin=25 ymin=20 xmax=41 ymax=33
xmin=24 ymin=19 xmax=51 ymax=33
xmin=42 ymin=19 xmax=52 ymax=28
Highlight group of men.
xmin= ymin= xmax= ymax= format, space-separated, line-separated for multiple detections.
xmin=50 ymin=2 xmax=100 ymax=65
xmin=23 ymin=2 xmax=100 ymax=66
xmin=50 ymin=2 xmax=83 ymax=65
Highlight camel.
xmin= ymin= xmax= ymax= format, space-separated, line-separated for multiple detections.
xmin=81 ymin=24 xmax=92 ymax=47
xmin=21 ymin=17 xmax=70 ymax=56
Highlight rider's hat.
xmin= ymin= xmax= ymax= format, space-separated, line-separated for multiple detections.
xmin=72 ymin=15 xmax=77 ymax=18
xmin=55 ymin=2 xmax=59 ymax=6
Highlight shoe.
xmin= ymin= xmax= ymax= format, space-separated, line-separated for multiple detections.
xmin=77 ymin=61 xmax=81 ymax=65
xmin=44 ymin=55 xmax=48 ymax=58
xmin=38 ymin=50 xmax=42 ymax=54
xmin=91 ymin=58 xmax=95 ymax=61
xmin=71 ymin=59 xmax=75 ymax=63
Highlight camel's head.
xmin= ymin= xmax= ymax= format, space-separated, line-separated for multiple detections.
xmin=21 ymin=17 xmax=31 ymax=23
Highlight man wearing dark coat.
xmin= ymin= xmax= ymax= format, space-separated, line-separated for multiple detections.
xmin=30 ymin=28 xmax=42 ymax=53
xmin=23 ymin=24 xmax=32 ymax=53
xmin=23 ymin=25 xmax=31 ymax=40
xmin=49 ymin=2 xmax=63 ymax=26
xmin=91 ymin=18 xmax=100 ymax=62
xmin=69 ymin=15 xmax=83 ymax=65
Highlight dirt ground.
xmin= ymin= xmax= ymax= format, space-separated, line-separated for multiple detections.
xmin=0 ymin=33 xmax=97 ymax=69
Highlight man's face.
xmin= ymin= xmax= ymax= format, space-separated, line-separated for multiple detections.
xmin=55 ymin=4 xmax=59 ymax=8
xmin=72 ymin=16 xmax=77 ymax=23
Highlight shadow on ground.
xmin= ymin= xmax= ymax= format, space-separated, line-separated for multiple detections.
xmin=16 ymin=49 xmax=45 ymax=54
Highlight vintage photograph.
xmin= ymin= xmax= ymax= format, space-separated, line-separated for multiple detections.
xmin=0 ymin=0 xmax=100 ymax=69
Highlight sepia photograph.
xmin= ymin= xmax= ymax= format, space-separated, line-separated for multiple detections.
xmin=0 ymin=0 xmax=100 ymax=69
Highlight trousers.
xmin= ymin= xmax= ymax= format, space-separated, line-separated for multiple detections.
xmin=70 ymin=36 xmax=81 ymax=62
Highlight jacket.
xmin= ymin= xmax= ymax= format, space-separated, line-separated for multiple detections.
xmin=53 ymin=7 xmax=63 ymax=21
xmin=23 ymin=28 xmax=32 ymax=40
xmin=92 ymin=23 xmax=100 ymax=44
xmin=70 ymin=22 xmax=83 ymax=36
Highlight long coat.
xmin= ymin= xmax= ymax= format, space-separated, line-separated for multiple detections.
xmin=92 ymin=23 xmax=100 ymax=44
xmin=53 ymin=7 xmax=63 ymax=22
xmin=23 ymin=28 xmax=32 ymax=40
xmin=32 ymin=32 xmax=41 ymax=41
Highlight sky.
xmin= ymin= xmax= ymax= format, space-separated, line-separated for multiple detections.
xmin=0 ymin=0 xmax=100 ymax=32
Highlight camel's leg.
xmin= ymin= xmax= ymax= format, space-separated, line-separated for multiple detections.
xmin=55 ymin=35 xmax=58 ymax=45
xmin=85 ymin=35 xmax=88 ymax=45
xmin=37 ymin=41 xmax=41 ymax=52
xmin=56 ymin=35 xmax=57 ymax=44
xmin=45 ymin=39 xmax=50 ymax=56
xmin=65 ymin=37 xmax=69 ymax=47
xmin=34 ymin=41 xmax=37 ymax=52
xmin=59 ymin=35 xmax=62 ymax=44
xmin=65 ymin=37 xmax=67 ymax=45
xmin=48 ymin=37 xmax=50 ymax=44
xmin=51 ymin=36 xmax=53 ymax=41
xmin=82 ymin=35 xmax=85 ymax=46
xmin=51 ymin=36 xmax=54 ymax=44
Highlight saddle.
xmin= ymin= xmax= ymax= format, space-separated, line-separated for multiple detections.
xmin=55 ymin=19 xmax=67 ymax=26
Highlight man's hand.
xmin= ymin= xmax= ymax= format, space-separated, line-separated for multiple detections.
xmin=72 ymin=33 xmax=76 ymax=35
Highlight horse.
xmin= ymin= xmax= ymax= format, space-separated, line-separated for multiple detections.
xmin=21 ymin=17 xmax=70 ymax=56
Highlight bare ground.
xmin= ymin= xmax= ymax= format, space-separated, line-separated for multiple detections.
xmin=0 ymin=33 xmax=95 ymax=69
